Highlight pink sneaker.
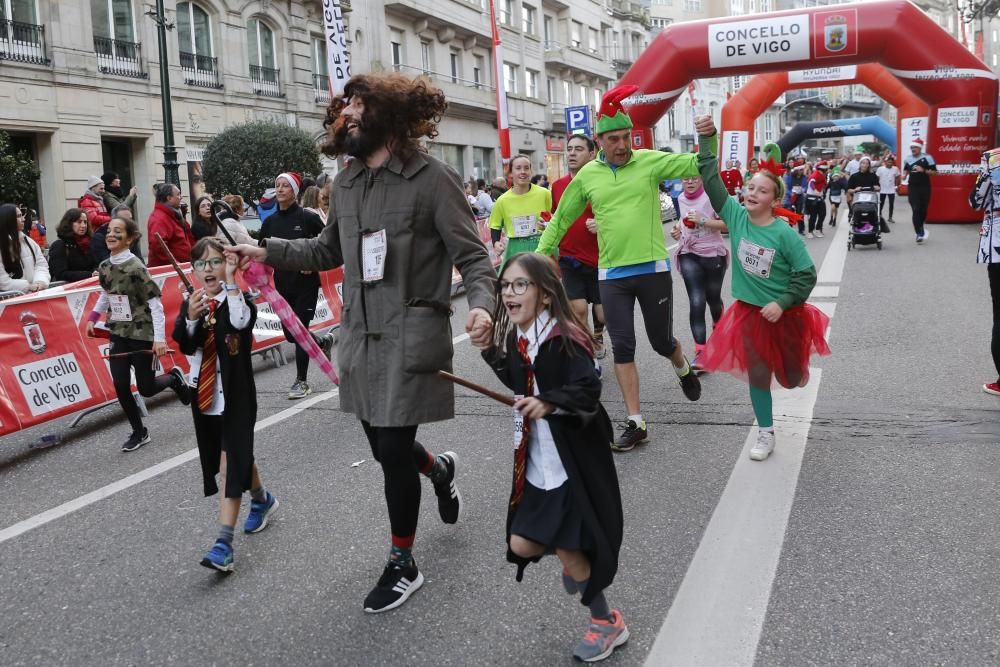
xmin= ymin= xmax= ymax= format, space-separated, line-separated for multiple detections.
xmin=572 ymin=609 xmax=629 ymax=662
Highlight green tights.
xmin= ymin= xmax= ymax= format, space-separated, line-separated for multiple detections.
xmin=749 ymin=384 xmax=773 ymax=429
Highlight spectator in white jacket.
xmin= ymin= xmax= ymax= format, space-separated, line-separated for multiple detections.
xmin=0 ymin=203 xmax=50 ymax=293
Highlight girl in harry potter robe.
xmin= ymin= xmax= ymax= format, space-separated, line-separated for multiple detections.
xmin=479 ymin=252 xmax=627 ymax=663
xmin=172 ymin=238 xmax=277 ymax=573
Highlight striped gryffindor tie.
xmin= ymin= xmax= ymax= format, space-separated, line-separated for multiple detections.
xmin=511 ymin=336 xmax=534 ymax=508
xmin=196 ymin=300 xmax=218 ymax=412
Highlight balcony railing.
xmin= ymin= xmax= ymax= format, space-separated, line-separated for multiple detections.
xmin=313 ymin=73 xmax=331 ymax=104
xmin=250 ymin=64 xmax=283 ymax=98
xmin=0 ymin=20 xmax=48 ymax=65
xmin=94 ymin=36 xmax=146 ymax=78
xmin=180 ymin=51 xmax=223 ymax=89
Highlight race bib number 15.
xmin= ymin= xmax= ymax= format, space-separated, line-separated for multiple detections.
xmin=738 ymin=238 xmax=776 ymax=279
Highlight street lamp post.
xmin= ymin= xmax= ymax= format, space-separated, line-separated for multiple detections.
xmin=148 ymin=0 xmax=179 ymax=186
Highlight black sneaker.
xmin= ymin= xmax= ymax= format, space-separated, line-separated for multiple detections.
xmin=611 ymin=420 xmax=648 ymax=453
xmin=363 ymin=560 xmax=424 ymax=613
xmin=319 ymin=332 xmax=335 ymax=360
xmin=169 ymin=367 xmax=191 ymax=406
xmin=679 ymin=366 xmax=702 ymax=401
xmin=121 ymin=428 xmax=150 ymax=452
xmin=432 ymin=451 xmax=462 ymax=524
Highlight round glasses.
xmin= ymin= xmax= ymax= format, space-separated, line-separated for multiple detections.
xmin=499 ymin=278 xmax=534 ymax=295
xmin=192 ymin=257 xmax=226 ymax=271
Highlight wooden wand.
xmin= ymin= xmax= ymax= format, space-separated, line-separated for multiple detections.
xmin=437 ymin=370 xmax=515 ymax=407
xmin=155 ymin=233 xmax=194 ymax=294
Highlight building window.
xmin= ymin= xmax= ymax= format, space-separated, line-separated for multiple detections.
xmin=420 ymin=39 xmax=431 ymax=73
xmin=473 ymin=147 xmax=495 ymax=182
xmin=543 ymin=15 xmax=554 ymax=45
xmin=546 ymin=76 xmax=555 ymax=103
xmin=247 ymin=18 xmax=280 ymax=96
xmin=500 ymin=0 xmax=513 ymax=26
xmin=92 ymin=0 xmax=144 ymax=77
xmin=571 ymin=21 xmax=582 ymax=48
xmin=92 ymin=0 xmax=135 ymax=41
xmin=390 ymin=29 xmax=403 ymax=69
xmin=450 ymin=49 xmax=460 ymax=83
xmin=588 ymin=28 xmax=599 ymax=53
xmin=178 ymin=3 xmax=219 ymax=86
xmin=579 ymin=84 xmax=587 ymax=105
xmin=473 ymin=54 xmax=485 ymax=88
xmin=312 ymin=36 xmax=330 ymax=102
xmin=562 ymin=79 xmax=571 ymax=104
xmin=503 ymin=61 xmax=517 ymax=94
xmin=522 ymin=4 xmax=535 ymax=34
xmin=593 ymin=87 xmax=601 ymax=110
xmin=525 ymin=68 xmax=538 ymax=98
xmin=429 ymin=143 xmax=463 ymax=175
xmin=684 ymin=0 xmax=701 ymax=11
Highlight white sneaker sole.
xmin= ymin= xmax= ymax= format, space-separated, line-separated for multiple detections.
xmin=363 ymin=570 xmax=424 ymax=614
xmin=749 ymin=448 xmax=774 ymax=461
xmin=984 ymin=385 xmax=1000 ymax=397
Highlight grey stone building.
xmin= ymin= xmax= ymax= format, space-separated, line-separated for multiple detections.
xmin=0 ymin=0 xmax=340 ymax=225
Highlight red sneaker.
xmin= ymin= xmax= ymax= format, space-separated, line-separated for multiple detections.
xmin=984 ymin=382 xmax=1000 ymax=396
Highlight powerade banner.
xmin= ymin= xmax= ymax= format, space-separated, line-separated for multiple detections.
xmin=776 ymin=116 xmax=896 ymax=157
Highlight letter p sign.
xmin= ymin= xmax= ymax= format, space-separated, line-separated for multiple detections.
xmin=565 ymin=105 xmax=591 ymax=136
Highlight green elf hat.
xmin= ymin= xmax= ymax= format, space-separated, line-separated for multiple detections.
xmin=595 ymin=84 xmax=639 ymax=135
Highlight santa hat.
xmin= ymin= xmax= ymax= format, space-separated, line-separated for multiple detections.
xmin=260 ymin=187 xmax=277 ymax=204
xmin=909 ymin=138 xmax=924 ymax=149
xmin=816 ymin=160 xmax=829 ymax=169
xmin=276 ymin=172 xmax=302 ymax=197
xmin=595 ymin=85 xmax=639 ymax=135
xmin=86 ymin=175 xmax=103 ymax=191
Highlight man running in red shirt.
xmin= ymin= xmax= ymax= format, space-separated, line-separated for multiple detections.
xmin=552 ymin=134 xmax=606 ymax=358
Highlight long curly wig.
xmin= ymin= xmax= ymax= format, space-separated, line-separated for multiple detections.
xmin=322 ymin=72 xmax=448 ymax=160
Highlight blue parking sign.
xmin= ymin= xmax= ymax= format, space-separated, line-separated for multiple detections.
xmin=565 ymin=105 xmax=591 ymax=136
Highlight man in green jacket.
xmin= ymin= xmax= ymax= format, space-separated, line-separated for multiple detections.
xmin=537 ymin=85 xmax=703 ymax=451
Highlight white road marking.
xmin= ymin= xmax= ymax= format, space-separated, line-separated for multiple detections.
xmin=0 ymin=332 xmax=473 ymax=545
xmin=646 ymin=210 xmax=849 ymax=666
xmin=810 ymin=285 xmax=840 ymax=299
xmin=646 ymin=372 xmax=822 ymax=666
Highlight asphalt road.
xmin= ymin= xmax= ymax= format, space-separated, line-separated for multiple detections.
xmin=1 ymin=200 xmax=998 ymax=666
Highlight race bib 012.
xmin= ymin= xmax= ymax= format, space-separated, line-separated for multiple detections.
xmin=108 ymin=294 xmax=133 ymax=322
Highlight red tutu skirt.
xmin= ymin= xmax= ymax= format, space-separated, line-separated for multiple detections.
xmin=701 ymin=300 xmax=831 ymax=390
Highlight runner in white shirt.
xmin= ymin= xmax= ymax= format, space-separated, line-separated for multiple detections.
xmin=875 ymin=155 xmax=901 ymax=223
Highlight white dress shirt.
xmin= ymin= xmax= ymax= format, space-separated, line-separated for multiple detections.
xmin=517 ymin=309 xmax=568 ymax=491
xmin=184 ymin=289 xmax=251 ymax=416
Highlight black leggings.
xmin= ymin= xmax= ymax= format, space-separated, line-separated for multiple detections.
xmin=909 ymin=188 xmax=931 ymax=237
xmin=879 ymin=193 xmax=896 ymax=219
xmin=361 ymin=421 xmax=435 ymax=542
xmin=108 ymin=336 xmax=176 ymax=432
xmin=990 ymin=264 xmax=1000 ymax=382
xmin=598 ymin=271 xmax=677 ymax=364
xmin=806 ymin=197 xmax=826 ymax=233
xmin=678 ymin=254 xmax=727 ymax=345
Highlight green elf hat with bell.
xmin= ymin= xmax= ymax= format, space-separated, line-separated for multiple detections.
xmin=595 ymin=84 xmax=640 ymax=135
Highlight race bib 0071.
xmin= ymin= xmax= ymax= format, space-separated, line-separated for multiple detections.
xmin=738 ymin=238 xmax=776 ymax=279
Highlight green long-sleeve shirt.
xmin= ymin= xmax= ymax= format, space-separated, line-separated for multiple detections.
xmin=536 ymin=147 xmax=703 ymax=269
xmin=697 ymin=134 xmax=817 ymax=310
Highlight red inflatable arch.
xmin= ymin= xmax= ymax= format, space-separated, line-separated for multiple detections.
xmin=721 ymin=64 xmax=928 ymax=166
xmin=621 ymin=0 xmax=997 ymax=223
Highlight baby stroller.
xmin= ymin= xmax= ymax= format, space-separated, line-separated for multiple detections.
xmin=848 ymin=188 xmax=882 ymax=250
